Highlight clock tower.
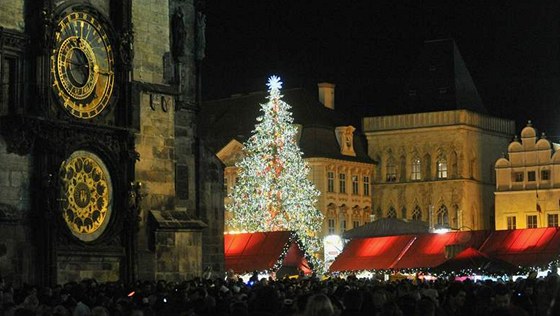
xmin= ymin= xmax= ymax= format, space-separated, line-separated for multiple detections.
xmin=0 ymin=0 xmax=220 ymax=286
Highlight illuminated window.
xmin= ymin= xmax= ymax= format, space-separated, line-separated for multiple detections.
xmin=352 ymin=175 xmax=359 ymax=195
xmin=528 ymin=171 xmax=536 ymax=182
xmin=527 ymin=215 xmax=538 ymax=229
xmin=327 ymin=172 xmax=335 ymax=192
xmin=353 ymin=220 xmax=360 ymax=228
xmin=436 ymin=205 xmax=449 ymax=226
xmin=363 ymin=176 xmax=370 ymax=196
xmin=437 ymin=159 xmax=448 ymax=179
xmin=328 ymin=219 xmax=335 ymax=234
xmin=507 ymin=216 xmax=516 ymax=230
xmin=541 ymin=170 xmax=550 ymax=180
xmin=548 ymin=214 xmax=558 ymax=227
xmin=514 ymin=172 xmax=523 ymax=182
xmin=411 ymin=158 xmax=422 ymax=180
xmin=412 ymin=205 xmax=422 ymax=221
xmin=339 ymin=173 xmax=346 ymax=193
xmin=387 ymin=206 xmax=397 ymax=218
xmin=386 ymin=158 xmax=397 ymax=182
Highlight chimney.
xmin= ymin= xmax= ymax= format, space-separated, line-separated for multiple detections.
xmin=318 ymin=82 xmax=335 ymax=110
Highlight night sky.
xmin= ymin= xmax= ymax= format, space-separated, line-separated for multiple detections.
xmin=202 ymin=1 xmax=560 ymax=138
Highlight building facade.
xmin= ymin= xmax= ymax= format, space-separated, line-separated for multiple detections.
xmin=362 ymin=39 xmax=515 ymax=232
xmin=495 ymin=122 xmax=560 ymax=230
xmin=0 ymin=0 xmax=223 ymax=286
xmin=201 ymin=84 xmax=375 ymax=240
xmin=364 ymin=110 xmax=515 ymax=231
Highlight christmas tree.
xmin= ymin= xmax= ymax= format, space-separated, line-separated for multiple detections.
xmin=227 ymin=76 xmax=323 ymax=263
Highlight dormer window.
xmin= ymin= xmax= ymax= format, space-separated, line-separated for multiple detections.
xmin=335 ymin=126 xmax=356 ymax=157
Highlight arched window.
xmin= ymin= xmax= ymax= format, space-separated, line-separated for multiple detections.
xmin=450 ymin=151 xmax=458 ymax=178
xmin=399 ymin=155 xmax=407 ymax=181
xmin=386 ymin=157 xmax=397 ymax=182
xmin=424 ymin=153 xmax=431 ymax=180
xmin=437 ymin=158 xmax=448 ymax=179
xmin=411 ymin=157 xmax=421 ymax=180
xmin=412 ymin=205 xmax=422 ymax=221
xmin=375 ymin=207 xmax=382 ymax=220
xmin=387 ymin=206 xmax=397 ymax=218
xmin=437 ymin=204 xmax=449 ymax=226
xmin=401 ymin=207 xmax=407 ymax=219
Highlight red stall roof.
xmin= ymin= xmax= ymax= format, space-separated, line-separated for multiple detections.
xmin=224 ymin=231 xmax=309 ymax=273
xmin=328 ymin=235 xmax=417 ymax=272
xmin=479 ymin=227 xmax=560 ymax=267
xmin=392 ymin=230 xmax=490 ymax=270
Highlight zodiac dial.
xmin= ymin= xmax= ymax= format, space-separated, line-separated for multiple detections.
xmin=59 ymin=151 xmax=113 ymax=241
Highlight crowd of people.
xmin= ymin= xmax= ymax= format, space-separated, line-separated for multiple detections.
xmin=2 ymin=271 xmax=560 ymax=316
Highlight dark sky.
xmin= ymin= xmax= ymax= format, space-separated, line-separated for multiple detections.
xmin=202 ymin=0 xmax=560 ymax=138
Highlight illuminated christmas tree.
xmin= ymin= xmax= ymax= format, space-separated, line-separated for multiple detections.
xmin=227 ymin=76 xmax=323 ymax=263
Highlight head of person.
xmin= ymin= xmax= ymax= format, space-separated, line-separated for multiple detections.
xmin=494 ymin=284 xmax=511 ymax=309
xmin=446 ymin=282 xmax=467 ymax=309
xmin=342 ymin=289 xmax=363 ymax=311
xmin=304 ymin=293 xmax=335 ymax=316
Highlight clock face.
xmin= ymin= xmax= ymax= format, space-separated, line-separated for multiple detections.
xmin=59 ymin=151 xmax=113 ymax=241
xmin=51 ymin=11 xmax=115 ymax=119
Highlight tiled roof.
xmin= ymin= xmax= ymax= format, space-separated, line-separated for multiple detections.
xmin=200 ymin=88 xmax=373 ymax=163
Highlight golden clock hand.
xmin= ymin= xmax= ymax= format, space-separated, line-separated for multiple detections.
xmin=93 ymin=65 xmax=113 ymax=76
xmin=66 ymin=60 xmax=89 ymax=68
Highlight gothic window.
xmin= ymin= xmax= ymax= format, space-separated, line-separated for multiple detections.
xmin=411 ymin=157 xmax=421 ymax=180
xmin=437 ymin=158 xmax=448 ymax=179
xmin=400 ymin=155 xmax=406 ymax=181
xmin=386 ymin=157 xmax=397 ymax=182
xmin=387 ymin=206 xmax=397 ymax=218
xmin=424 ymin=153 xmax=431 ymax=180
xmin=375 ymin=207 xmax=382 ymax=219
xmin=450 ymin=151 xmax=458 ymax=178
xmin=436 ymin=204 xmax=449 ymax=226
xmin=412 ymin=205 xmax=422 ymax=221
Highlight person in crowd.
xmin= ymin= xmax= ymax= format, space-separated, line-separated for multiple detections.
xmin=303 ymin=293 xmax=334 ymax=316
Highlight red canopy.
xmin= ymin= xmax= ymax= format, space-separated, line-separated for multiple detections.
xmin=434 ymin=247 xmax=518 ymax=275
xmin=328 ymin=235 xmax=416 ymax=272
xmin=392 ymin=230 xmax=490 ymax=270
xmin=479 ymin=227 xmax=560 ymax=267
xmin=224 ymin=231 xmax=310 ymax=274
xmin=329 ymin=230 xmax=491 ymax=272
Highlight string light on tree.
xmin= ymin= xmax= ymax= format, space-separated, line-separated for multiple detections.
xmin=227 ymin=76 xmax=323 ymax=267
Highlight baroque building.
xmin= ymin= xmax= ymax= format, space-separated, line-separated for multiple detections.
xmin=363 ymin=39 xmax=515 ymax=231
xmin=0 ymin=0 xmax=223 ymax=286
xmin=495 ymin=122 xmax=560 ymax=230
xmin=200 ymin=84 xmax=375 ymax=239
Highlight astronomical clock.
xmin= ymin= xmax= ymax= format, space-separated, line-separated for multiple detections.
xmin=50 ymin=11 xmax=115 ymax=119
xmin=0 ymin=2 xmax=138 ymax=285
